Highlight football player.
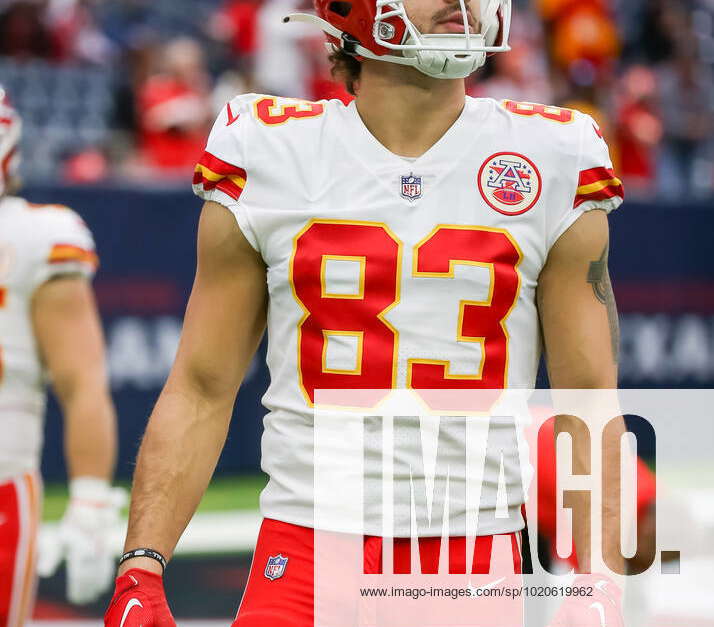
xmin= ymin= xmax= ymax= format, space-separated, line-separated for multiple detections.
xmin=0 ymin=89 xmax=121 ymax=626
xmin=105 ymin=0 xmax=627 ymax=625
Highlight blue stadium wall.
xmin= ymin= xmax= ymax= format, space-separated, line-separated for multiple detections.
xmin=26 ymin=186 xmax=714 ymax=481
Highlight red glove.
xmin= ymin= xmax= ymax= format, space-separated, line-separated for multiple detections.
xmin=547 ymin=575 xmax=624 ymax=627
xmin=104 ymin=569 xmax=175 ymax=627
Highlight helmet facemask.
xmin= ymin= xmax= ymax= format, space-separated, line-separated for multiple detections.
xmin=374 ymin=0 xmax=511 ymax=78
xmin=287 ymin=0 xmax=511 ymax=80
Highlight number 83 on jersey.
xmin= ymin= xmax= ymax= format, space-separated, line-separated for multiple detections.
xmin=289 ymin=220 xmax=523 ymax=405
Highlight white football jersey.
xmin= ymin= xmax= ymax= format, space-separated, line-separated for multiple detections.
xmin=193 ymin=95 xmax=624 ymax=535
xmin=0 ymin=196 xmax=97 ymax=482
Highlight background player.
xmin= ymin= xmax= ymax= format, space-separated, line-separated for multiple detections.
xmin=105 ymin=0 xmax=627 ymax=625
xmin=0 ymin=89 xmax=121 ymax=626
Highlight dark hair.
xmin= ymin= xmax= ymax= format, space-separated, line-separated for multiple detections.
xmin=328 ymin=49 xmax=362 ymax=96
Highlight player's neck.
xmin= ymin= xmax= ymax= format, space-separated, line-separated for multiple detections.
xmin=354 ymin=61 xmax=466 ymax=159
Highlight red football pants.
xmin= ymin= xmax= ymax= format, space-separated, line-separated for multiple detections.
xmin=0 ymin=473 xmax=41 ymax=627
xmin=233 ymin=518 xmax=523 ymax=627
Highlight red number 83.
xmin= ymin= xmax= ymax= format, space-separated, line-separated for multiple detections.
xmin=290 ymin=220 xmax=522 ymax=406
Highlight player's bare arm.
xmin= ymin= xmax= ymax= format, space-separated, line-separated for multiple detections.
xmin=119 ymin=200 xmax=267 ymax=575
xmin=32 ymin=272 xmax=126 ymax=604
xmin=537 ymin=208 xmax=627 ymax=578
xmin=32 ymin=276 xmax=116 ymax=480
xmin=538 ymin=209 xmax=618 ymax=388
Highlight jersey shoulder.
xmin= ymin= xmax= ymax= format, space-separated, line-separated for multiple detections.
xmin=491 ymin=98 xmax=603 ymax=151
xmin=15 ymin=198 xmax=97 ymax=281
xmin=491 ymin=99 xmax=622 ymax=208
xmin=24 ymin=201 xmax=94 ymax=249
xmin=204 ymin=92 xmax=331 ymax=145
xmin=194 ymin=93 xmax=335 ymax=206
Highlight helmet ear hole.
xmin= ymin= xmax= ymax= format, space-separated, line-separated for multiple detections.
xmin=328 ymin=1 xmax=352 ymax=18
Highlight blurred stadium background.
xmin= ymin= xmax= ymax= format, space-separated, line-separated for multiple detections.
xmin=0 ymin=0 xmax=711 ymax=622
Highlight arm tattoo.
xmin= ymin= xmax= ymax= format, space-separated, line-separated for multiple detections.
xmin=587 ymin=245 xmax=620 ymax=363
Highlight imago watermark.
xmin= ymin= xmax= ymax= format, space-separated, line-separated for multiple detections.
xmin=308 ymin=389 xmax=713 ymax=627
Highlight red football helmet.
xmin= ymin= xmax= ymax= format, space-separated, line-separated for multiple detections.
xmin=0 ymin=87 xmax=21 ymax=196
xmin=285 ymin=0 xmax=511 ymax=79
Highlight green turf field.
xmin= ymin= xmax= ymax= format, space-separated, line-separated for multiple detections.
xmin=42 ymin=474 xmax=267 ymax=521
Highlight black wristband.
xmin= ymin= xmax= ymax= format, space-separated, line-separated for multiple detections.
xmin=119 ymin=548 xmax=167 ymax=572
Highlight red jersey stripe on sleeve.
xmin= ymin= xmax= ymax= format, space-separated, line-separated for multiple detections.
xmin=574 ymin=166 xmax=624 ymax=208
xmin=193 ymin=151 xmax=247 ymax=201
xmin=578 ymin=166 xmax=618 ymax=187
xmin=47 ymin=244 xmax=99 ymax=269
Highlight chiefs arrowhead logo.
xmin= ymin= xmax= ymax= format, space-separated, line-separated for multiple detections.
xmin=226 ymin=103 xmax=240 ymax=126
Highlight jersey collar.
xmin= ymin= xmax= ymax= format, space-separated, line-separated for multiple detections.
xmin=336 ymin=97 xmax=489 ymax=201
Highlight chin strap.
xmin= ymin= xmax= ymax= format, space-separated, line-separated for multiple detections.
xmin=284 ymin=13 xmax=416 ymax=67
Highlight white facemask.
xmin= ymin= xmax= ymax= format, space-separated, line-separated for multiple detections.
xmin=286 ymin=0 xmax=511 ymax=80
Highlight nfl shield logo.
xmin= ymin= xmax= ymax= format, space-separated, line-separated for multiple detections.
xmin=264 ymin=554 xmax=288 ymax=580
xmin=400 ymin=173 xmax=422 ymax=201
